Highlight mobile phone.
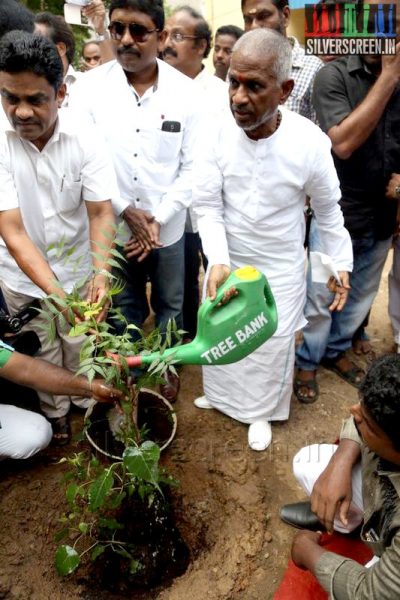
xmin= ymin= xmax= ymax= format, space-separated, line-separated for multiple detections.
xmin=161 ymin=121 xmax=181 ymax=133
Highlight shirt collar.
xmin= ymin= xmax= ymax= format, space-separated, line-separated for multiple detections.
xmin=288 ymin=36 xmax=304 ymax=68
xmin=64 ymin=64 xmax=78 ymax=86
xmin=347 ymin=54 xmax=374 ymax=75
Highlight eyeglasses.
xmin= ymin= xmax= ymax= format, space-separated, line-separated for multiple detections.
xmin=167 ymin=31 xmax=202 ymax=43
xmin=108 ymin=21 xmax=159 ymax=42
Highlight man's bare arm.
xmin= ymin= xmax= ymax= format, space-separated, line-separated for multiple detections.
xmin=1 ymin=349 xmax=121 ymax=402
xmin=327 ymin=43 xmax=400 ymax=159
xmin=0 ymin=208 xmax=63 ymax=297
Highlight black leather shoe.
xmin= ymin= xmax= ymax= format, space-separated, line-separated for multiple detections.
xmin=280 ymin=501 xmax=325 ymax=531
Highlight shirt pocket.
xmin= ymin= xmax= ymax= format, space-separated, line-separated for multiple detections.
xmin=155 ymin=129 xmax=183 ymax=162
xmin=57 ymin=176 xmax=82 ymax=213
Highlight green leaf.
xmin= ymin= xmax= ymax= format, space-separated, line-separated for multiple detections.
xmin=54 ymin=527 xmax=69 ymax=543
xmin=66 ymin=483 xmax=78 ymax=507
xmin=115 ymin=547 xmax=133 ymax=560
xmin=88 ymin=469 xmax=114 ymax=511
xmin=55 ymin=545 xmax=80 ymax=576
xmin=69 ymin=323 xmax=91 ymax=337
xmin=78 ymin=522 xmax=89 ymax=534
xmin=123 ymin=441 xmax=161 ymax=492
xmin=98 ymin=517 xmax=123 ymax=530
xmin=130 ymin=559 xmax=143 ymax=575
xmin=91 ymin=544 xmax=106 ymax=561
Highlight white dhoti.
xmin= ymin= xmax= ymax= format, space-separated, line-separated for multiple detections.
xmin=203 ymin=334 xmax=295 ymax=424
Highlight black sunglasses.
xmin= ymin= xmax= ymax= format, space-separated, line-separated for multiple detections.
xmin=108 ymin=21 xmax=159 ymax=42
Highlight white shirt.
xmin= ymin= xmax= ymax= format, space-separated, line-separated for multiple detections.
xmin=70 ymin=59 xmax=201 ymax=247
xmin=194 ymin=67 xmax=229 ymax=117
xmin=63 ymin=64 xmax=81 ymax=108
xmin=0 ymin=110 xmax=119 ymax=297
xmin=193 ymin=107 xmax=353 ymax=336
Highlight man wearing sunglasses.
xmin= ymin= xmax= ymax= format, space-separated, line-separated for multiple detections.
xmin=71 ymin=0 xmax=200 ymax=402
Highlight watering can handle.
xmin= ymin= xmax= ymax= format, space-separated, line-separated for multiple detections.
xmin=263 ymin=283 xmax=275 ymax=309
xmin=210 ymin=272 xmax=237 ymax=308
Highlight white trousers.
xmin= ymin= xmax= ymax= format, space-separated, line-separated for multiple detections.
xmin=0 ymin=404 xmax=52 ymax=459
xmin=203 ymin=334 xmax=295 ymax=424
xmin=293 ymin=444 xmax=364 ymax=534
xmin=1 ymin=282 xmax=90 ymax=418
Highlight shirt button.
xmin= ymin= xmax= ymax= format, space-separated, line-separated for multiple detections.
xmin=136 ymin=198 xmax=140 ymax=202
xmin=137 ymin=102 xmax=141 ymax=107
xmin=134 ymin=153 xmax=138 ymax=157
xmin=136 ymin=129 xmax=140 ymax=133
xmin=134 ymin=177 xmax=137 ymax=181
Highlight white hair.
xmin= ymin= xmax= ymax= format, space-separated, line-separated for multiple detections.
xmin=233 ymin=28 xmax=292 ymax=83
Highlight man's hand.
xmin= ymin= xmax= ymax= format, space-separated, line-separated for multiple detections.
xmin=90 ymin=380 xmax=123 ymax=403
xmin=311 ymin=456 xmax=354 ymax=533
xmin=86 ymin=272 xmax=110 ymax=322
xmin=386 ymin=173 xmax=400 ymax=200
xmin=82 ymin=0 xmax=107 ymax=35
xmin=206 ymin=264 xmax=231 ymax=301
xmin=122 ymin=206 xmax=159 ymax=251
xmin=327 ymin=271 xmax=350 ymax=312
xmin=291 ymin=530 xmax=324 ymax=571
xmin=124 ymin=222 xmax=162 ymax=262
xmin=381 ymin=42 xmax=400 ymax=82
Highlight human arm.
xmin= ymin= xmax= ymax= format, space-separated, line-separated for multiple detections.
xmin=85 ymin=199 xmax=115 ymax=322
xmin=326 ymin=272 xmax=351 ymax=312
xmin=122 ymin=206 xmax=161 ymax=253
xmin=306 ymin=128 xmax=353 ymax=309
xmin=312 ymin=532 xmax=400 ymax=600
xmin=0 ymin=346 xmax=121 ymax=402
xmin=310 ymin=417 xmax=362 ymax=533
xmin=313 ymin=46 xmax=400 ymax=159
xmin=82 ymin=0 xmax=114 ymax=65
xmin=0 ymin=208 xmax=64 ymax=298
xmin=386 ymin=173 xmax=400 ymax=200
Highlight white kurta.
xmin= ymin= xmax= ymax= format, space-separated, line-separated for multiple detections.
xmin=193 ymin=107 xmax=353 ymax=423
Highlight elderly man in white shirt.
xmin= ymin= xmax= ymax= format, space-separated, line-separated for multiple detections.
xmin=70 ymin=0 xmax=200 ymax=402
xmin=193 ymin=29 xmax=353 ymax=452
xmin=0 ymin=31 xmax=118 ymax=443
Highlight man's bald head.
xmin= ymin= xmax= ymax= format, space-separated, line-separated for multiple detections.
xmin=232 ymin=28 xmax=292 ymax=83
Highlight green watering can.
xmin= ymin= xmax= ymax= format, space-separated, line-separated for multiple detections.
xmin=117 ymin=266 xmax=278 ymax=368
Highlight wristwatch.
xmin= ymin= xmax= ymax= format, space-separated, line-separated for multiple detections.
xmin=95 ymin=31 xmax=110 ymax=42
xmin=395 ymin=184 xmax=400 ymax=199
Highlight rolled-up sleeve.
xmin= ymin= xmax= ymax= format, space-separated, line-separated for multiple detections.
xmin=315 ymin=533 xmax=400 ymax=600
xmin=0 ymin=141 xmax=19 ymax=212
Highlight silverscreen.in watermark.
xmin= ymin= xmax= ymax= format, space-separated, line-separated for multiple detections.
xmin=305 ymin=2 xmax=397 ymax=56
xmin=306 ymin=36 xmax=396 ymax=56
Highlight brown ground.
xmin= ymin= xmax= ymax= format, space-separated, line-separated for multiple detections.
xmin=0 ymin=256 xmax=395 ymax=600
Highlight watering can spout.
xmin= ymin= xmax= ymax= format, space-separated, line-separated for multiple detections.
xmin=121 ymin=267 xmax=277 ymax=368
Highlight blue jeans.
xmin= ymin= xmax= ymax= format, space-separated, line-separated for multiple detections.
xmin=112 ymin=235 xmax=185 ymax=338
xmin=296 ymin=220 xmax=391 ymax=371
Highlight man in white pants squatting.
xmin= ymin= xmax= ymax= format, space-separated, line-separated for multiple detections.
xmin=282 ymin=355 xmax=400 ymax=599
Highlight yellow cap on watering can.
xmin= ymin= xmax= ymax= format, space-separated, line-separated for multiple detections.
xmin=123 ymin=267 xmax=278 ymax=368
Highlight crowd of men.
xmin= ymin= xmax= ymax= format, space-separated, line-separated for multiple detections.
xmin=0 ymin=0 xmax=399 ymax=597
